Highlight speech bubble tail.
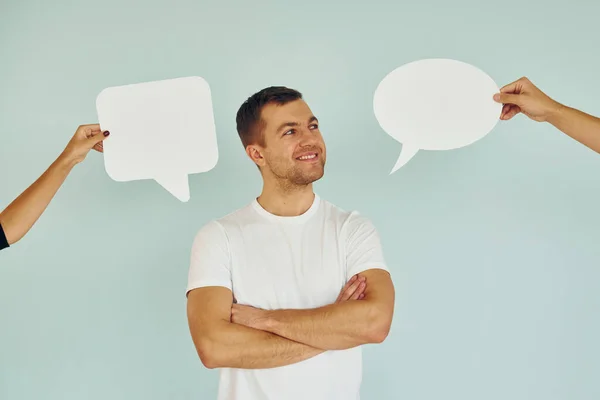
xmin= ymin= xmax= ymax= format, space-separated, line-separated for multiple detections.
xmin=390 ymin=145 xmax=419 ymax=174
xmin=154 ymin=174 xmax=190 ymax=202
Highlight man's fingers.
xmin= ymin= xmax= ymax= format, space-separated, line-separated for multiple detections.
xmin=336 ymin=274 xmax=370 ymax=303
xmin=340 ymin=276 xmax=367 ymax=302
xmin=349 ymin=281 xmax=366 ymax=300
xmin=341 ymin=278 xmax=362 ymax=301
xmin=336 ymin=275 xmax=357 ymax=302
xmin=340 ymin=275 xmax=357 ymax=292
xmin=339 ymin=276 xmax=363 ymax=302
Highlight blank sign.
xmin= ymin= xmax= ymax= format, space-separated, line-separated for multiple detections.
xmin=96 ymin=76 xmax=219 ymax=202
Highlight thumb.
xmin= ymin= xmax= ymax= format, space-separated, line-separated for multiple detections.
xmin=87 ymin=130 xmax=110 ymax=147
xmin=493 ymin=92 xmax=522 ymax=105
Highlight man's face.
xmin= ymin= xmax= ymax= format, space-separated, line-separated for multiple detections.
xmin=251 ymin=99 xmax=326 ymax=186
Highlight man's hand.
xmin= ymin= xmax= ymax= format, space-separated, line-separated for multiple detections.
xmin=60 ymin=124 xmax=110 ymax=166
xmin=232 ymin=274 xmax=367 ymax=329
xmin=231 ymin=303 xmax=268 ymax=330
xmin=187 ymin=286 xmax=325 ymax=369
xmin=231 ymin=269 xmax=394 ymax=351
xmin=335 ymin=274 xmax=366 ymax=302
xmin=493 ymin=77 xmax=563 ymax=122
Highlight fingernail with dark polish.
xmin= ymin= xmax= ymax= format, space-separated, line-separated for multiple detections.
xmin=103 ymin=131 xmax=110 ymax=136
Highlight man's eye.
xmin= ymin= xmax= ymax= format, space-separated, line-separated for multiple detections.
xmin=284 ymin=129 xmax=295 ymax=135
xmin=310 ymin=124 xmax=319 ymax=130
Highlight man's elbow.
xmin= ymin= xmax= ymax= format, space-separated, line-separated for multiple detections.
xmin=195 ymin=338 xmax=222 ymax=369
xmin=369 ymin=325 xmax=391 ymax=344
xmin=365 ymin=308 xmax=393 ymax=344
xmin=365 ymin=322 xmax=391 ymax=344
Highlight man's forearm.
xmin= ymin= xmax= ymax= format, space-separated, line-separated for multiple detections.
xmin=0 ymin=153 xmax=75 ymax=245
xmin=548 ymin=105 xmax=600 ymax=153
xmin=199 ymin=320 xmax=324 ymax=369
xmin=257 ymin=301 xmax=389 ymax=351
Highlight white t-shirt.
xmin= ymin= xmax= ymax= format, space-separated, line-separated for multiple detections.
xmin=186 ymin=193 xmax=389 ymax=400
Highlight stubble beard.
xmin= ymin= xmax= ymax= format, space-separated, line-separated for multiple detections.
xmin=268 ymin=158 xmax=326 ymax=191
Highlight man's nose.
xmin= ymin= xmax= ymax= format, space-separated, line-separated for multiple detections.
xmin=298 ymin=127 xmax=319 ymax=146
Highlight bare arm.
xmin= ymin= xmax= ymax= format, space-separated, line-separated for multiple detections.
xmin=494 ymin=77 xmax=600 ymax=153
xmin=187 ymin=286 xmax=324 ymax=369
xmin=0 ymin=124 xmax=108 ymax=245
xmin=232 ymin=268 xmax=395 ymax=351
xmin=187 ymin=275 xmax=367 ymax=369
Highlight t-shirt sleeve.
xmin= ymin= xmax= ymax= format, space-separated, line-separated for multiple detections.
xmin=186 ymin=220 xmax=232 ymax=296
xmin=0 ymin=222 xmax=9 ymax=251
xmin=344 ymin=212 xmax=389 ymax=280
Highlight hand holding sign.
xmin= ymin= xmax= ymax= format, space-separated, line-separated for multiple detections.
xmin=96 ymin=76 xmax=218 ymax=202
xmin=374 ymin=59 xmax=502 ymax=173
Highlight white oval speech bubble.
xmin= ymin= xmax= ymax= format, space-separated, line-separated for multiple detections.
xmin=373 ymin=58 xmax=501 ymax=174
xmin=96 ymin=76 xmax=218 ymax=202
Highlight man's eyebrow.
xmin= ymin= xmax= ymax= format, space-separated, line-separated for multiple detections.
xmin=276 ymin=116 xmax=319 ymax=133
xmin=276 ymin=121 xmax=299 ymax=132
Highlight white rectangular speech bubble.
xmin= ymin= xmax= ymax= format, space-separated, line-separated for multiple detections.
xmin=96 ymin=76 xmax=218 ymax=202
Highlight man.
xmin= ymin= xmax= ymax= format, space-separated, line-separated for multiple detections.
xmin=494 ymin=76 xmax=600 ymax=153
xmin=0 ymin=124 xmax=108 ymax=252
xmin=186 ymin=87 xmax=395 ymax=400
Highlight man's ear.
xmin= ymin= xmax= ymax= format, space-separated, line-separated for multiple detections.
xmin=246 ymin=145 xmax=265 ymax=167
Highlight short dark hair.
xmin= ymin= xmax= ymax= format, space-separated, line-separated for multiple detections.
xmin=236 ymin=86 xmax=303 ymax=148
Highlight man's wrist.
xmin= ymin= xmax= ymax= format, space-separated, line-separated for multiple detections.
xmin=256 ymin=310 xmax=277 ymax=332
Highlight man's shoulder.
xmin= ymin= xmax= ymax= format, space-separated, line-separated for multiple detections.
xmin=319 ymin=197 xmax=373 ymax=227
xmin=193 ymin=201 xmax=256 ymax=239
xmin=214 ymin=201 xmax=259 ymax=227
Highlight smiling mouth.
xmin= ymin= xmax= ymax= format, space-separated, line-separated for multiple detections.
xmin=296 ymin=153 xmax=319 ymax=161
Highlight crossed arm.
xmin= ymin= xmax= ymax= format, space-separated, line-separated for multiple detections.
xmin=231 ymin=268 xmax=394 ymax=351
xmin=187 ymin=286 xmax=324 ymax=369
xmin=186 ymin=268 xmax=395 ymax=369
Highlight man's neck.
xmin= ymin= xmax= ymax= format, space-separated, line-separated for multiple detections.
xmin=257 ymin=181 xmax=315 ymax=217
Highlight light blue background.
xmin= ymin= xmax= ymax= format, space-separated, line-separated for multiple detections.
xmin=1 ymin=0 xmax=599 ymax=399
